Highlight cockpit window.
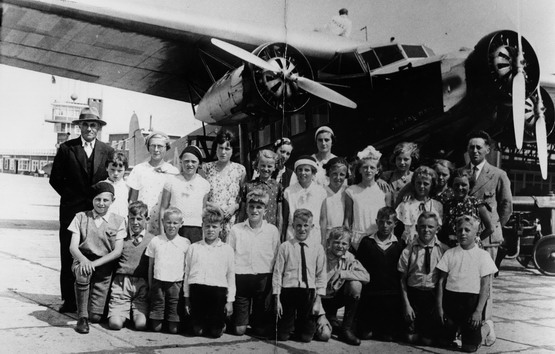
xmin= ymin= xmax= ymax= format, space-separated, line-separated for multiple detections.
xmin=373 ymin=45 xmax=405 ymax=66
xmin=402 ymin=45 xmax=428 ymax=58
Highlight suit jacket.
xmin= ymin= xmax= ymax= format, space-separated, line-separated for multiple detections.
xmin=462 ymin=161 xmax=512 ymax=244
xmin=50 ymin=137 xmax=113 ymax=225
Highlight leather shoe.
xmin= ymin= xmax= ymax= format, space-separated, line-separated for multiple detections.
xmin=59 ymin=302 xmax=76 ymax=313
xmin=338 ymin=328 xmax=361 ymax=346
xmin=75 ymin=317 xmax=89 ymax=334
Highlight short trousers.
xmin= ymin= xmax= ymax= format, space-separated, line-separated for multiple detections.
xmin=108 ymin=274 xmax=148 ymax=320
xmin=149 ymin=279 xmax=182 ymax=322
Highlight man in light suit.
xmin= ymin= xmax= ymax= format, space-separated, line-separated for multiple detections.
xmin=464 ymin=130 xmax=513 ymax=261
xmin=49 ymin=106 xmax=114 ymax=313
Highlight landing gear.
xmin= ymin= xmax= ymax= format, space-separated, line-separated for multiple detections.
xmin=533 ymin=235 xmax=555 ymax=276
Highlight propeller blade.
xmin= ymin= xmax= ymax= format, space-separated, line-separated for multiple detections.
xmin=211 ymin=38 xmax=278 ymax=73
xmin=512 ymin=71 xmax=525 ymax=149
xmin=535 ymin=105 xmax=549 ymax=180
xmin=294 ymin=76 xmax=357 ymax=109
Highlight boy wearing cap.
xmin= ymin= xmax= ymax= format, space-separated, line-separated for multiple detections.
xmin=68 ymin=181 xmax=126 ymax=334
xmin=50 ymin=106 xmax=113 ymax=313
xmin=228 ymin=189 xmax=280 ymax=336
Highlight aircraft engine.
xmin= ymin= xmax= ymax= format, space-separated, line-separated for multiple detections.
xmin=249 ymin=42 xmax=313 ymax=114
xmin=195 ymin=39 xmax=355 ymax=125
xmin=466 ymin=30 xmax=540 ymax=103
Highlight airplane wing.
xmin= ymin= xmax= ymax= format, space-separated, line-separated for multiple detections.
xmin=0 ymin=0 xmax=363 ymax=103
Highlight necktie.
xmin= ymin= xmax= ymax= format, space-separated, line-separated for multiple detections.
xmin=472 ymin=166 xmax=479 ymax=183
xmin=300 ymin=242 xmax=308 ymax=287
xmin=132 ymin=234 xmax=143 ymax=246
xmin=84 ymin=142 xmax=93 ymax=158
xmin=424 ymin=246 xmax=431 ymax=274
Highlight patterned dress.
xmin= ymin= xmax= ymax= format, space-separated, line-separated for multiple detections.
xmin=202 ymin=161 xmax=246 ymax=241
xmin=440 ymin=196 xmax=489 ymax=248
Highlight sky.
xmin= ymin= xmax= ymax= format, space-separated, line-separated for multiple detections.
xmin=1 ymin=0 xmax=554 ymax=151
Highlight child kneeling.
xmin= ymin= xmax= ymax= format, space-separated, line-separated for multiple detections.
xmin=108 ymin=201 xmax=155 ymax=331
xmin=69 ymin=182 xmax=126 ymax=334
xmin=184 ymin=205 xmax=235 ymax=338
xmin=398 ymin=211 xmax=446 ymax=344
xmin=273 ymin=209 xmax=327 ymax=342
xmin=315 ymin=227 xmax=369 ymax=345
xmin=436 ymin=215 xmax=497 ymax=352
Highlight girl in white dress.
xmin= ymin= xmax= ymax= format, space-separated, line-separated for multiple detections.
xmin=344 ymin=146 xmax=389 ymax=250
xmin=283 ymin=156 xmax=327 ymax=246
xmin=319 ymin=157 xmax=349 ymax=244
xmin=160 ymin=145 xmax=210 ymax=243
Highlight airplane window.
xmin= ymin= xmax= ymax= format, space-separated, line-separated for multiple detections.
xmin=360 ymin=50 xmax=381 ymax=70
xmin=402 ymin=45 xmax=428 ymax=58
xmin=373 ymin=45 xmax=405 ymax=66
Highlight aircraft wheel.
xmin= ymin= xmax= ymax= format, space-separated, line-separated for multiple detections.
xmin=516 ymin=256 xmax=533 ymax=268
xmin=532 ymin=235 xmax=555 ymax=276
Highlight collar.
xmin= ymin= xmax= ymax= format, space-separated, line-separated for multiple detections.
xmin=252 ymin=177 xmax=271 ymax=185
xmin=81 ymin=137 xmax=96 ymax=149
xmin=292 ymin=238 xmax=310 ymax=247
xmin=414 ymin=236 xmax=441 ymax=248
xmin=130 ymin=229 xmax=146 ymax=238
xmin=201 ymin=238 xmax=224 ymax=247
xmin=472 ymin=160 xmax=486 ymax=173
xmin=371 ymin=233 xmax=398 ymax=245
xmin=241 ymin=219 xmax=266 ymax=231
xmin=92 ymin=210 xmax=110 ymax=222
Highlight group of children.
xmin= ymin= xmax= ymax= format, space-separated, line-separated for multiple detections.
xmin=66 ymin=136 xmax=498 ymax=352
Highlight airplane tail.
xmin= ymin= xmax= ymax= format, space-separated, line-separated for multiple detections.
xmin=128 ymin=113 xmax=149 ymax=167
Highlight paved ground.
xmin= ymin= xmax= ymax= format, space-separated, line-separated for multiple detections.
xmin=1 ymin=173 xmax=555 ymax=353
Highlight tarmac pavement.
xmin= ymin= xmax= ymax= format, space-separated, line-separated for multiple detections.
xmin=1 ymin=173 xmax=555 ymax=353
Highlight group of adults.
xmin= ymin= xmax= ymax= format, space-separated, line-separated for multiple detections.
xmin=50 ymin=106 xmax=512 ymax=318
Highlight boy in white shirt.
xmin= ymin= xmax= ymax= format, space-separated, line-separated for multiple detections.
xmin=229 ymin=190 xmax=280 ymax=336
xmin=104 ymin=151 xmax=129 ymax=219
xmin=146 ymin=207 xmax=190 ymax=334
xmin=184 ymin=205 xmax=235 ymax=338
xmin=436 ymin=215 xmax=497 ymax=353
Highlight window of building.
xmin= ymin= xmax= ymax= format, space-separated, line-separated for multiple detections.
xmin=40 ymin=160 xmax=49 ymax=169
xmin=31 ymin=160 xmax=39 ymax=172
xmin=4 ymin=158 xmax=10 ymax=170
xmin=9 ymin=159 xmax=15 ymax=171
xmin=19 ymin=159 xmax=30 ymax=171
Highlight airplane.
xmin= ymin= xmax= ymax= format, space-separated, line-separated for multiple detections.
xmin=0 ymin=0 xmax=553 ymax=178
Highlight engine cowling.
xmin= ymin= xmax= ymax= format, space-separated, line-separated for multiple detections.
xmin=466 ymin=30 xmax=540 ymax=103
xmin=523 ymin=86 xmax=555 ymax=143
xmin=195 ymin=42 xmax=313 ymax=125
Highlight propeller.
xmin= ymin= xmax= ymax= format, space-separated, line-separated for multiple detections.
xmin=211 ymin=38 xmax=357 ymax=109
xmin=535 ymin=88 xmax=548 ymax=179
xmin=512 ymin=0 xmax=525 ymax=149
xmin=211 ymin=38 xmax=279 ymax=73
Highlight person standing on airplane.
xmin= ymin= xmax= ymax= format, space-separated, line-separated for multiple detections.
xmin=327 ymin=8 xmax=353 ymax=38
xmin=49 ymin=106 xmax=114 ymax=313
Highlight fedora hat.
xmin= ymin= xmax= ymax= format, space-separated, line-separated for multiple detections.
xmin=72 ymin=106 xmax=107 ymax=126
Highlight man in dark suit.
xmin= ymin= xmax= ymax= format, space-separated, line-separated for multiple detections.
xmin=49 ymin=106 xmax=114 ymax=312
xmin=464 ymin=130 xmax=513 ymax=261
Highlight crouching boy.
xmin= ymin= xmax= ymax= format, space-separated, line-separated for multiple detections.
xmin=315 ymin=227 xmax=369 ymax=346
xmin=69 ymin=181 xmax=126 ymax=334
xmin=184 ymin=205 xmax=235 ymax=338
xmin=228 ymin=190 xmax=280 ymax=336
xmin=273 ymin=209 xmax=327 ymax=342
xmin=436 ymin=215 xmax=497 ymax=353
xmin=108 ymin=201 xmax=154 ymax=330
xmin=398 ymin=211 xmax=446 ymax=345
